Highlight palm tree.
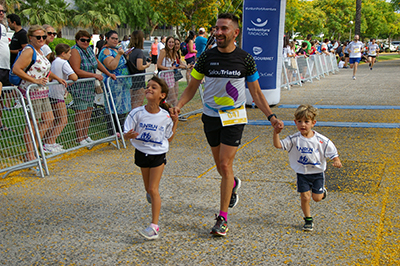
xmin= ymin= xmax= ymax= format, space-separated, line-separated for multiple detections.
xmin=355 ymin=0 xmax=362 ymax=36
xmin=3 ymin=0 xmax=21 ymax=13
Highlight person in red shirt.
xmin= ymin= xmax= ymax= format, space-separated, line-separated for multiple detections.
xmin=151 ymin=37 xmax=159 ymax=71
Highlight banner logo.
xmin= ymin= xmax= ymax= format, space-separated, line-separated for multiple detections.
xmin=251 ymin=18 xmax=268 ymax=27
xmin=253 ymin=47 xmax=263 ymax=55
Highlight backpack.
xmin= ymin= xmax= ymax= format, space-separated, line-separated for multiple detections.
xmin=9 ymin=44 xmax=37 ymax=86
xmin=180 ymin=42 xmax=188 ymax=56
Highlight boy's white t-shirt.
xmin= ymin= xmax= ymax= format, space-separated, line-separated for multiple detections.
xmin=124 ymin=106 xmax=174 ymax=155
xmin=280 ymin=131 xmax=339 ymax=175
xmin=49 ymin=57 xmax=75 ymax=100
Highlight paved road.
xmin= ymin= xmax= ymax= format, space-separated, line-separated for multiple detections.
xmin=0 ymin=59 xmax=399 ymax=265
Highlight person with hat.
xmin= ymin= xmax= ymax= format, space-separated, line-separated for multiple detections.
xmin=195 ymin=27 xmax=207 ymax=56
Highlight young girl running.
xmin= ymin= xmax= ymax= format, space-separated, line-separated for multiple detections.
xmin=43 ymin=44 xmax=78 ymax=153
xmin=123 ymin=76 xmax=178 ymax=240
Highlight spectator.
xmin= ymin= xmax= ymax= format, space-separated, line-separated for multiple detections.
xmin=297 ymin=42 xmax=308 ymax=56
xmin=69 ymin=30 xmax=116 ymax=146
xmin=309 ymin=41 xmax=318 ymax=55
xmin=13 ymin=25 xmax=67 ymax=162
xmin=43 ymin=44 xmax=78 ymax=153
xmin=195 ymin=27 xmax=207 ymax=56
xmin=7 ymin=13 xmax=27 ymax=66
xmin=303 ymin=34 xmax=312 ymax=55
xmin=41 ymin=24 xmax=57 ymax=61
xmin=127 ymin=30 xmax=151 ymax=109
xmin=95 ymin=33 xmax=105 ymax=57
xmin=98 ymin=30 xmax=132 ymax=136
xmin=150 ymin=37 xmax=159 ymax=71
xmin=157 ymin=36 xmax=178 ymax=92
xmin=321 ymin=39 xmax=330 ymax=55
xmin=283 ymin=36 xmax=295 ymax=83
xmin=168 ymin=37 xmax=188 ymax=107
xmin=0 ymin=4 xmax=13 ymax=131
xmin=157 ymin=36 xmax=165 ymax=59
xmin=338 ymin=57 xmax=345 ymax=68
xmin=184 ymin=30 xmax=197 ymax=84
xmin=120 ymin=35 xmax=129 ymax=52
xmin=206 ymin=26 xmax=216 ymax=50
xmin=343 ymin=41 xmax=349 ymax=68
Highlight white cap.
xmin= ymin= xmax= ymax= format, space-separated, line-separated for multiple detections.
xmin=199 ymin=27 xmax=205 ymax=34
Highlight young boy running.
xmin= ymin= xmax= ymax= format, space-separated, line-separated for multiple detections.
xmin=273 ymin=105 xmax=342 ymax=231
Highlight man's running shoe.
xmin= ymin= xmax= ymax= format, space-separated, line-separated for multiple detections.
xmin=138 ymin=226 xmax=159 ymax=240
xmin=229 ymin=176 xmax=241 ymax=208
xmin=303 ymin=217 xmax=314 ymax=231
xmin=352 ymin=76 xmax=356 ymax=80
xmin=210 ymin=215 xmax=228 ymax=236
xmin=322 ymin=187 xmax=328 ymax=200
xmin=369 ymin=63 xmax=371 ymax=67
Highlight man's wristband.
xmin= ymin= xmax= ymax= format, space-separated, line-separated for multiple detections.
xmin=267 ymin=114 xmax=277 ymax=121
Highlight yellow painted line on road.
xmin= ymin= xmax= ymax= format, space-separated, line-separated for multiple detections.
xmin=196 ymin=136 xmax=259 ymax=179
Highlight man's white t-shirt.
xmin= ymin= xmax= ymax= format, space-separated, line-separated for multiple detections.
xmin=157 ymin=42 xmax=165 ymax=59
xmin=49 ymin=57 xmax=75 ymax=100
xmin=124 ymin=106 xmax=174 ymax=155
xmin=0 ymin=24 xmax=10 ymax=70
xmin=348 ymin=41 xmax=364 ymax=58
xmin=280 ymin=131 xmax=339 ymax=175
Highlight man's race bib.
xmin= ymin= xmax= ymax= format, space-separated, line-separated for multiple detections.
xmin=219 ymin=105 xmax=248 ymax=126
xmin=354 ymin=48 xmax=360 ymax=54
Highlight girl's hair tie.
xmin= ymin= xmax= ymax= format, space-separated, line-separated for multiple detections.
xmin=162 ymin=100 xmax=166 ymax=104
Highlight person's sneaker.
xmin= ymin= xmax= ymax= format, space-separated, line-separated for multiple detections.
xmin=138 ymin=226 xmax=159 ymax=240
xmin=322 ymin=187 xmax=328 ymax=200
xmin=352 ymin=76 xmax=356 ymax=80
xmin=44 ymin=143 xmax=65 ymax=153
xmin=85 ymin=137 xmax=94 ymax=143
xmin=303 ymin=217 xmax=314 ymax=231
xmin=370 ymin=67 xmax=373 ymax=70
xmin=229 ymin=176 xmax=241 ymax=208
xmin=54 ymin=143 xmax=64 ymax=149
xmin=210 ymin=215 xmax=228 ymax=236
xmin=13 ymin=100 xmax=22 ymax=109
xmin=369 ymin=63 xmax=371 ymax=67
xmin=30 ymin=167 xmax=41 ymax=177
xmin=146 ymin=193 xmax=151 ymax=204
xmin=79 ymin=139 xmax=89 ymax=146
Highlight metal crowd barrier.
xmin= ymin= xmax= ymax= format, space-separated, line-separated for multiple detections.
xmin=280 ymin=53 xmax=340 ymax=89
xmin=157 ymin=69 xmax=204 ymax=120
xmin=0 ymin=86 xmax=45 ymax=178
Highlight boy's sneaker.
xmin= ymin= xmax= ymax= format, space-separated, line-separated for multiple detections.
xmin=303 ymin=217 xmax=314 ymax=231
xmin=229 ymin=176 xmax=241 ymax=208
xmin=85 ymin=137 xmax=94 ymax=143
xmin=322 ymin=187 xmax=328 ymax=200
xmin=146 ymin=193 xmax=151 ymax=204
xmin=352 ymin=76 xmax=356 ymax=80
xmin=138 ymin=226 xmax=159 ymax=240
xmin=210 ymin=215 xmax=228 ymax=236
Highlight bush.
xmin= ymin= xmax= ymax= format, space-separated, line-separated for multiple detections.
xmin=48 ymin=38 xmax=76 ymax=52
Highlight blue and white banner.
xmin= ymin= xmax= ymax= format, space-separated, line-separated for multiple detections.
xmin=242 ymin=0 xmax=286 ymax=105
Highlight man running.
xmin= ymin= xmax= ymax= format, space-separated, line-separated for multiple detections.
xmin=347 ymin=34 xmax=364 ymax=80
xmin=170 ymin=13 xmax=284 ymax=236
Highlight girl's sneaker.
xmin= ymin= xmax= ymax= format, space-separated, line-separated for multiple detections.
xmin=138 ymin=226 xmax=159 ymax=240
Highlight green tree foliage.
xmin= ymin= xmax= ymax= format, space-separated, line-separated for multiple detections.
xmin=72 ymin=0 xmax=120 ymax=33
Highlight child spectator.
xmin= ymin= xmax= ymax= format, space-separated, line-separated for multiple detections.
xmin=123 ymin=76 xmax=178 ymax=240
xmin=43 ymin=44 xmax=78 ymax=153
xmin=338 ymin=57 xmax=345 ymax=69
xmin=297 ymin=42 xmax=308 ymax=56
xmin=273 ymin=105 xmax=342 ymax=231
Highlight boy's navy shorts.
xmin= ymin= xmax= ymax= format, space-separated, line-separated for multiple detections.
xmin=297 ymin=172 xmax=325 ymax=194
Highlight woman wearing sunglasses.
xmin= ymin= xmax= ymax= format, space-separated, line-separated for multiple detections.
xmin=69 ymin=30 xmax=116 ymax=146
xmin=98 ymin=30 xmax=132 ymax=137
xmin=12 ymin=25 xmax=67 ymax=165
xmin=41 ymin=24 xmax=57 ymax=61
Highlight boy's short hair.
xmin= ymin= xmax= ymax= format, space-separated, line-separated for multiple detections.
xmin=294 ymin=104 xmax=318 ymax=120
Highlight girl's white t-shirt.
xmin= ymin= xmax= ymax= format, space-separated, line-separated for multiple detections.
xmin=124 ymin=106 xmax=174 ymax=155
xmin=49 ymin=57 xmax=75 ymax=100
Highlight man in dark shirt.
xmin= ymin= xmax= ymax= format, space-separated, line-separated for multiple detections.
xmin=7 ymin=13 xmax=27 ymax=65
xmin=95 ymin=33 xmax=105 ymax=57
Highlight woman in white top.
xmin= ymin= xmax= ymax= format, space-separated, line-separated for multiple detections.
xmin=13 ymin=25 xmax=67 ymax=163
xmin=41 ymin=24 xmax=57 ymax=61
xmin=157 ymin=36 xmax=179 ymax=100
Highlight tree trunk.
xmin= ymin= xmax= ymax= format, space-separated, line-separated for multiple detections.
xmin=355 ymin=0 xmax=362 ymax=36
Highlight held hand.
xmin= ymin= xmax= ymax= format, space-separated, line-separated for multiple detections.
xmin=274 ymin=126 xmax=283 ymax=134
xmin=270 ymin=117 xmax=284 ymax=131
xmin=169 ymin=106 xmax=181 ymax=117
xmin=123 ymin=129 xmax=139 ymax=140
xmin=109 ymin=73 xmax=117 ymax=80
xmin=36 ymin=77 xmax=48 ymax=86
xmin=169 ymin=110 xmax=179 ymax=123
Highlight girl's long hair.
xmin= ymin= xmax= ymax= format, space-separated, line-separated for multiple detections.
xmin=164 ymin=36 xmax=175 ymax=62
xmin=148 ymin=76 xmax=171 ymax=112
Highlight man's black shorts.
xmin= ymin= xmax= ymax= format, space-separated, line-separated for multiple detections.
xmin=0 ymin=68 xmax=11 ymax=88
xmin=135 ymin=149 xmax=166 ymax=168
xmin=201 ymin=114 xmax=245 ymax=147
